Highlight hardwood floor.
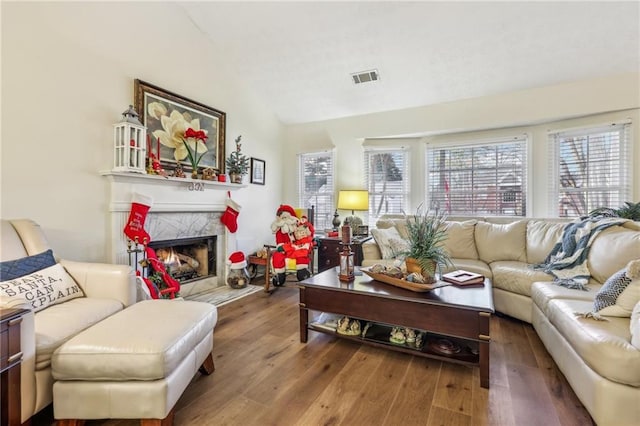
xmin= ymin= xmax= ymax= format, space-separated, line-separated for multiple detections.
xmin=33 ymin=285 xmax=593 ymax=426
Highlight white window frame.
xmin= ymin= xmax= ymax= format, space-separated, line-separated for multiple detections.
xmin=547 ymin=121 xmax=632 ymax=218
xmin=364 ymin=148 xmax=410 ymax=221
xmin=425 ymin=135 xmax=529 ymax=217
xmin=298 ymin=150 xmax=335 ymax=230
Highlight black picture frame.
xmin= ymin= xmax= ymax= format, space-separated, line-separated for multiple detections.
xmin=134 ymin=79 xmax=226 ymax=173
xmin=354 ymin=225 xmax=369 ymax=236
xmin=250 ymin=158 xmax=265 ymax=185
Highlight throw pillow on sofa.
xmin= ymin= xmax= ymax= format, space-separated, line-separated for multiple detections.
xmin=371 ymin=227 xmax=406 ymax=260
xmin=0 ymin=263 xmax=84 ymax=312
xmin=591 ymin=259 xmax=640 ymax=318
xmin=375 ymin=218 xmax=409 ymax=239
xmin=0 ymin=249 xmax=56 ymax=280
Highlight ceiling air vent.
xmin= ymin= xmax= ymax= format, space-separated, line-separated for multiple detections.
xmin=351 ymin=69 xmax=380 ymax=85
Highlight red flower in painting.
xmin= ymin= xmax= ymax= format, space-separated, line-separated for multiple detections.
xmin=184 ymin=128 xmax=208 ymax=141
xmin=182 ymin=128 xmax=208 ymax=173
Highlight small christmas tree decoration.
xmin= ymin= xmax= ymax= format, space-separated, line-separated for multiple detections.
xmin=113 ymin=105 xmax=147 ymax=173
xmin=225 ymin=135 xmax=250 ymax=183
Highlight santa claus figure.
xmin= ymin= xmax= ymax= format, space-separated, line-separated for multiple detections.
xmin=270 ymin=204 xmax=314 ymax=286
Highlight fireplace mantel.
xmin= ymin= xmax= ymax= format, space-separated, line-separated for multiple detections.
xmin=100 ymin=171 xmax=246 ymax=212
xmin=100 ymin=171 xmax=246 ymax=190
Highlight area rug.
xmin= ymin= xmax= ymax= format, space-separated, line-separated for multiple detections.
xmin=184 ymin=285 xmax=262 ymax=307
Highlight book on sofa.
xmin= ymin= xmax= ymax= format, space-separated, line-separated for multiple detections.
xmin=442 ymin=270 xmax=485 ymax=286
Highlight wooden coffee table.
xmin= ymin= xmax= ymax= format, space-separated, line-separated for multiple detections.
xmin=298 ymin=268 xmax=495 ymax=388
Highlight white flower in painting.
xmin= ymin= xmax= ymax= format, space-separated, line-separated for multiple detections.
xmin=147 ymin=102 xmax=168 ymax=120
xmin=152 ymin=110 xmax=208 ymax=161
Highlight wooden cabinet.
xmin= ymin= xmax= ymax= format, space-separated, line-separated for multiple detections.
xmin=1 ymin=308 xmax=28 ymax=426
xmin=317 ymin=236 xmax=371 ymax=273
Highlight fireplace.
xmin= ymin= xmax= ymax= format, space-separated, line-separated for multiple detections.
xmin=147 ymin=236 xmax=217 ymax=284
xmin=102 ymin=171 xmax=244 ymax=296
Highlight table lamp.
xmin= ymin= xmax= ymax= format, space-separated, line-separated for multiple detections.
xmin=337 ymin=190 xmax=369 ymax=230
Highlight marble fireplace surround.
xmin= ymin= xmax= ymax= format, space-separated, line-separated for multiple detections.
xmin=101 ymin=171 xmax=245 ymax=293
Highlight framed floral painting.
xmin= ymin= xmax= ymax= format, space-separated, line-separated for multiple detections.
xmin=134 ymin=79 xmax=226 ymax=172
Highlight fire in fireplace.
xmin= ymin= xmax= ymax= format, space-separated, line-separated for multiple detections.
xmin=147 ymin=236 xmax=217 ymax=284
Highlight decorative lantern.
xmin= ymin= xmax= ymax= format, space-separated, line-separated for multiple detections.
xmin=113 ymin=105 xmax=146 ymax=173
xmin=339 ymin=224 xmax=355 ymax=282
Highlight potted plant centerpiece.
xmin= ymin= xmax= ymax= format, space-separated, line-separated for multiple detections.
xmin=225 ymin=135 xmax=249 ymax=183
xmin=401 ymin=205 xmax=452 ymax=283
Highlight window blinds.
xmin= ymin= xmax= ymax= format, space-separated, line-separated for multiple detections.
xmin=364 ymin=148 xmax=410 ymax=220
xmin=548 ymin=122 xmax=631 ymax=218
xmin=426 ymin=136 xmax=528 ymax=216
xmin=298 ymin=151 xmax=335 ymax=230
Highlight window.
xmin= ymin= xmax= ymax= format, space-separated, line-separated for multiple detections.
xmin=364 ymin=149 xmax=410 ymax=219
xmin=548 ymin=122 xmax=631 ymax=218
xmin=298 ymin=151 xmax=335 ymax=230
xmin=426 ymin=136 xmax=528 ymax=216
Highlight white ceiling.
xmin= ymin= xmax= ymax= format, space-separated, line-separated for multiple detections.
xmin=181 ymin=1 xmax=640 ymax=125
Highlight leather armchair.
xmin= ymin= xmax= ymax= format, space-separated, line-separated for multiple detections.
xmin=0 ymin=219 xmax=136 ymax=424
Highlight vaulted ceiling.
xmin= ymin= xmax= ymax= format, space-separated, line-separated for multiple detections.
xmin=181 ymin=1 xmax=640 ymax=124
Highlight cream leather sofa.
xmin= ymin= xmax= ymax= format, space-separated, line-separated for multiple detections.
xmin=0 ymin=219 xmax=135 ymax=423
xmin=362 ymin=216 xmax=640 ymax=425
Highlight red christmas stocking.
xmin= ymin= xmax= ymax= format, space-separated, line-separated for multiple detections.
xmin=123 ymin=193 xmax=153 ymax=244
xmin=220 ymin=195 xmax=241 ymax=233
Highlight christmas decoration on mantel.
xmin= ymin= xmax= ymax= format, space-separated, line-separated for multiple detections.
xmin=145 ymin=134 xmax=168 ymax=177
xmin=225 ymin=135 xmax=250 ymax=184
xmin=113 ymin=105 xmax=147 ymax=173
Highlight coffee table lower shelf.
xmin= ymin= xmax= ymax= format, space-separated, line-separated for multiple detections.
xmin=308 ymin=320 xmax=480 ymax=367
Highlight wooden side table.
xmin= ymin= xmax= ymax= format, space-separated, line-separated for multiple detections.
xmin=247 ymin=246 xmax=274 ymax=292
xmin=317 ymin=235 xmax=371 ymax=273
xmin=1 ymin=307 xmax=29 ymax=426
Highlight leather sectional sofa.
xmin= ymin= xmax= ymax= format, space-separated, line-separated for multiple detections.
xmin=362 ymin=216 xmax=640 ymax=426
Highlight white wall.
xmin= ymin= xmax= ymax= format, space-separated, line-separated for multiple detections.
xmin=2 ymin=3 xmax=639 ymax=265
xmin=1 ymin=2 xmax=284 ymax=262
xmin=283 ymin=73 xmax=640 ymax=218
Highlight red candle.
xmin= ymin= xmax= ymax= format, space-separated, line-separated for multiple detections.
xmin=146 ymin=134 xmax=151 ymax=155
xmin=157 ymin=137 xmax=160 ymax=159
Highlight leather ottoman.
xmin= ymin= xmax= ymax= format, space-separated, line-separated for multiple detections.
xmin=51 ymin=300 xmax=217 ymax=425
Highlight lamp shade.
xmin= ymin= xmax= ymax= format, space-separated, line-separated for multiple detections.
xmin=337 ymin=190 xmax=369 ymax=214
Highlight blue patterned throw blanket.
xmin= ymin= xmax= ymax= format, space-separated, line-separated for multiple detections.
xmin=533 ymin=217 xmax=627 ymax=290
